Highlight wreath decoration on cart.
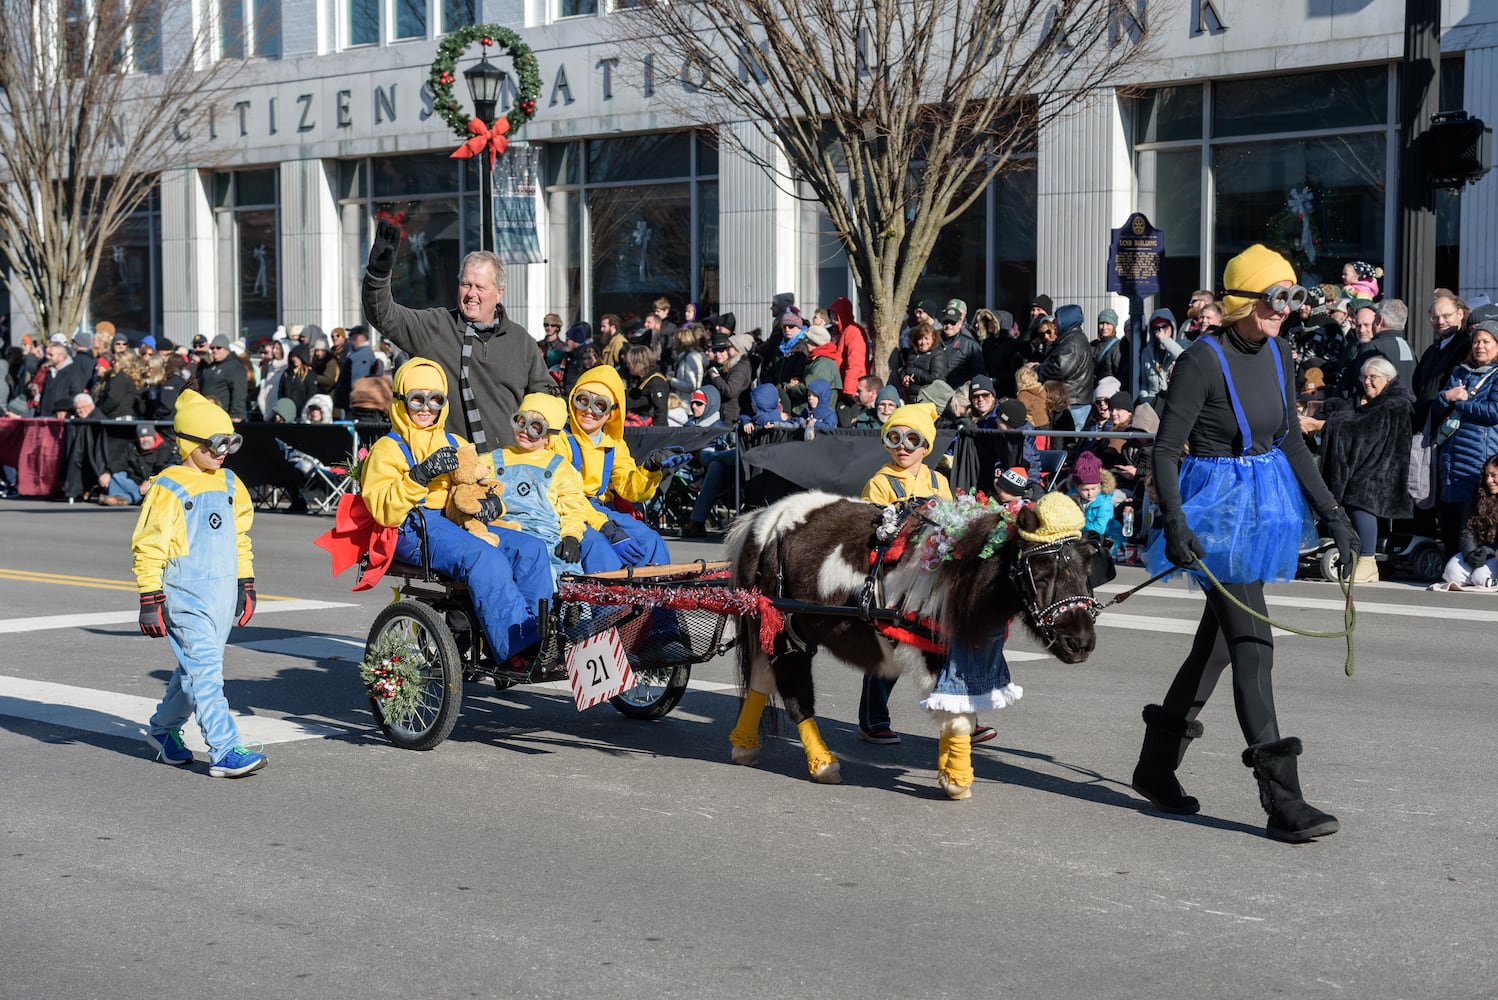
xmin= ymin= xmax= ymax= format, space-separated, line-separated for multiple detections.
xmin=361 ymin=627 xmax=427 ymax=723
xmin=429 ymin=25 xmax=542 ymax=161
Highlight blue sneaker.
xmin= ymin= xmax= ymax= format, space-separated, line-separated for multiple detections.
xmin=208 ymin=745 xmax=267 ymax=778
xmin=145 ymin=728 xmax=194 ymax=767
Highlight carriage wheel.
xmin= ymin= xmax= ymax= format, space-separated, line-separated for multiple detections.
xmin=610 ymin=663 xmax=690 ymax=720
xmin=366 ymin=600 xmax=463 ymax=750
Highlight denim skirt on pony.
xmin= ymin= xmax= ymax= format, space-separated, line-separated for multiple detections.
xmin=1145 ymin=452 xmax=1317 ymax=587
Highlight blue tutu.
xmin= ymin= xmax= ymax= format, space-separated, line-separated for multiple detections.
xmin=1145 ymin=452 xmax=1317 ymax=587
xmin=920 ymin=628 xmax=1023 ymax=714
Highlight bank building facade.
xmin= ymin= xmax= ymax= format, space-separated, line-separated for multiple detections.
xmin=6 ymin=0 xmax=1495 ymax=347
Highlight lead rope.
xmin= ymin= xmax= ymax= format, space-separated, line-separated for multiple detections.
xmin=1192 ymin=557 xmax=1358 ymax=676
xmin=1096 ymin=559 xmax=1359 ymax=676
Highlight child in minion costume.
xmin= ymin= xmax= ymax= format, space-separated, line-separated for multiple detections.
xmin=555 ymin=365 xmax=687 ymax=571
xmin=133 ymin=389 xmax=264 ymax=778
xmin=362 ymin=358 xmax=547 ymax=662
xmin=485 ymin=392 xmax=588 ymax=582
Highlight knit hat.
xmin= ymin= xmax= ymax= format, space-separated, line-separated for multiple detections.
xmin=1032 ymin=294 xmax=1054 ymax=314
xmin=1107 ymin=391 xmax=1133 ymax=413
xmin=1072 ymin=450 xmax=1102 ymax=486
xmin=96 ymin=321 xmax=116 ymax=337
xmin=917 ymin=379 xmax=955 ymax=415
xmin=173 ymin=388 xmax=233 ymax=458
xmin=997 ymin=398 xmax=1029 ymax=428
xmin=565 ymin=321 xmax=592 ymax=345
xmin=875 ymin=385 xmax=901 ymax=407
xmin=968 ymin=374 xmax=995 ymax=397
xmin=519 ymin=391 xmax=567 ymax=433
xmin=272 ymin=397 xmax=298 ymax=423
xmin=717 ymin=312 xmax=737 ymax=333
xmin=74 ymin=330 xmax=93 ymax=349
xmin=778 ymin=307 xmax=803 ymax=328
xmin=210 ymin=334 xmax=231 ymax=349
xmin=996 ymin=467 xmax=1029 ymax=495
xmin=140 ymin=335 xmax=156 ymax=349
xmin=729 ymin=332 xmax=755 ymax=356
xmin=1223 ymin=244 xmax=1295 ymax=315
xmin=1094 ymin=376 xmax=1121 ymax=400
xmin=1098 ymin=308 xmax=1119 ymax=326
xmin=1019 ymin=492 xmax=1085 ymax=543
xmin=1348 ymin=260 xmax=1381 ymax=280
xmin=804 ymin=325 xmax=831 ymax=346
xmin=543 ymin=312 xmax=562 ymax=328
xmin=882 ymin=402 xmax=938 ymax=449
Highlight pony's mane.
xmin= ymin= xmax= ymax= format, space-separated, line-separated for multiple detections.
xmin=883 ymin=509 xmax=1019 ymax=641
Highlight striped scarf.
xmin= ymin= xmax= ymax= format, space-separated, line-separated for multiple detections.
xmin=461 ymin=320 xmax=494 ymax=449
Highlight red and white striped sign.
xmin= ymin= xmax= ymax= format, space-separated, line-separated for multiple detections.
xmin=566 ymin=626 xmax=634 ymax=710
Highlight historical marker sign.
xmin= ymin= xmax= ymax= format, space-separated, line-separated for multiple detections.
xmin=1107 ymin=212 xmax=1165 ymax=298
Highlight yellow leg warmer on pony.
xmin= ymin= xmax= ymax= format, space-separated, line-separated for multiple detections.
xmin=796 ymin=718 xmax=841 ymax=783
xmin=938 ymin=733 xmax=974 ymax=800
xmin=729 ymin=689 xmax=768 ymax=750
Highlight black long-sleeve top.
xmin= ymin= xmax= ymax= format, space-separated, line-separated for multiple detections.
xmin=1152 ymin=327 xmax=1336 ymax=519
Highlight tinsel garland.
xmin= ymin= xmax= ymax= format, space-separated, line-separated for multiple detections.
xmin=559 ymin=581 xmax=786 ymax=653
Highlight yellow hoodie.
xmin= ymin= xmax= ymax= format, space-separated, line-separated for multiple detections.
xmin=483 ymin=392 xmax=590 ymax=542
xmin=361 ymin=358 xmax=467 ymax=528
xmin=553 ymin=365 xmax=661 ymax=528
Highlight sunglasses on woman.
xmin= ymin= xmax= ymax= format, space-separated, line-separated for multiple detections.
xmin=882 ymin=427 xmax=929 ymax=451
xmin=176 ymin=430 xmax=244 ymax=456
xmin=399 ymin=391 xmax=447 ymax=412
xmin=511 ymin=412 xmax=554 ymax=439
xmin=571 ymin=391 xmax=614 ymax=416
xmin=1223 ymin=284 xmax=1309 ymax=313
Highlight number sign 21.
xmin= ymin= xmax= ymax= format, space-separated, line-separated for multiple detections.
xmin=566 ymin=627 xmax=634 ymax=710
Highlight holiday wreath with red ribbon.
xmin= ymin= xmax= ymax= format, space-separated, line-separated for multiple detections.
xmin=430 ymin=25 xmax=542 ymax=166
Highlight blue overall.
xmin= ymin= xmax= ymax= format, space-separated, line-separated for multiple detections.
xmin=148 ymin=471 xmax=243 ymax=763
xmin=490 ymin=450 xmax=583 ymax=583
xmin=564 ymin=435 xmax=672 ymax=570
xmin=387 ymin=434 xmax=539 ymax=661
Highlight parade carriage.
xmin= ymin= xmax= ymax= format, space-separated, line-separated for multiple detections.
xmin=360 ymin=511 xmax=740 ymax=749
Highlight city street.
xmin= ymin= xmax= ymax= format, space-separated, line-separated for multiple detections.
xmin=1 ymin=498 xmax=1495 ymax=999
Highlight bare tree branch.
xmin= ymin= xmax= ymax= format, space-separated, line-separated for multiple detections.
xmin=0 ymin=0 xmax=241 ymax=339
xmin=608 ymin=0 xmax=1154 ymax=375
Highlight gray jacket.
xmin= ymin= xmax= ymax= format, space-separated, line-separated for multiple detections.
xmin=362 ymin=272 xmax=553 ymax=447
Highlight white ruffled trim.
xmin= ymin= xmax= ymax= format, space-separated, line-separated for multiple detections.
xmin=920 ymin=682 xmax=1024 ymax=715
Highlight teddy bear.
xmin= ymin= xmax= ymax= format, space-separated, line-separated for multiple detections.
xmin=443 ymin=443 xmax=518 ymax=545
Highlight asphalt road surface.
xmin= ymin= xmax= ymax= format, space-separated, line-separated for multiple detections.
xmin=2 ymin=497 xmax=1495 ymax=999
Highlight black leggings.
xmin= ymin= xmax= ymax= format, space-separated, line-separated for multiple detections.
xmin=1348 ymin=506 xmax=1378 ymax=557
xmin=1160 ymin=581 xmax=1281 ymax=746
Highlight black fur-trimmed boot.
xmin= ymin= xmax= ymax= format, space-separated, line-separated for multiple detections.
xmin=1242 ymin=737 xmax=1339 ymax=842
xmin=1131 ymin=704 xmax=1203 ymax=815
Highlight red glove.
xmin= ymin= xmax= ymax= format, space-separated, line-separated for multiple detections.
xmin=235 ymin=578 xmax=256 ymax=627
xmin=138 ymin=591 xmax=168 ymax=638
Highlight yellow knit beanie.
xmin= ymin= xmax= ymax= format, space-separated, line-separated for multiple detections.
xmin=1019 ymin=492 xmax=1085 ymax=543
xmin=519 ymin=392 xmax=567 ymax=434
xmin=1222 ymin=244 xmax=1296 ymax=316
xmin=882 ymin=402 xmax=938 ymax=448
xmin=173 ymin=388 xmax=234 ymax=458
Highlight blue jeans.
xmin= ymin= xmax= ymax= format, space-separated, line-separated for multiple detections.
xmin=691 ymin=449 xmax=736 ymax=524
xmin=590 ymin=500 xmax=672 ymax=565
xmin=108 ymin=472 xmax=142 ymax=505
xmin=859 ymin=673 xmax=898 ymax=732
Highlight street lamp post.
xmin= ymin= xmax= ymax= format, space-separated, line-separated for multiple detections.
xmin=464 ymin=54 xmax=507 ymax=253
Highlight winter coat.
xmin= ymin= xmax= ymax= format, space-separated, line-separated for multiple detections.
xmin=828 ymin=297 xmax=868 ymax=397
xmin=889 ymin=343 xmax=950 ymax=402
xmin=669 ymin=348 xmax=705 ymax=396
xmin=278 ymin=362 xmax=318 ymax=417
xmin=1412 ymin=329 xmax=1472 ymax=430
xmin=1433 ymin=361 xmax=1498 ymax=504
xmin=1035 ymin=325 xmax=1094 ymax=406
xmin=1318 ymin=381 xmax=1415 ymax=519
xmin=939 ymin=329 xmax=985 ymax=390
xmin=1137 ymin=309 xmax=1185 ymax=402
xmin=39 ymin=359 xmax=90 ymax=417
xmin=982 ymin=331 xmax=1025 ymax=398
xmin=1093 ymin=334 xmax=1131 ymax=392
xmin=93 ymin=370 xmax=141 ymax=419
xmin=705 ymin=352 xmax=752 ymax=425
xmin=803 ymin=343 xmax=842 ymax=393
xmin=624 ymin=370 xmax=670 ymax=426
xmin=197 ymin=356 xmax=248 ymax=419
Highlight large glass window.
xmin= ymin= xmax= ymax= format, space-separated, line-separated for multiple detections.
xmin=1132 ymin=68 xmax=1396 ymax=303
xmin=348 ymin=0 xmax=379 ymax=45
xmin=344 ymin=0 xmax=468 ymax=46
xmin=213 ymin=169 xmax=281 ymax=342
xmin=557 ymin=0 xmax=598 ymax=16
xmin=337 ymin=153 xmax=482 ymax=320
xmin=89 ymin=186 xmax=163 ymax=339
xmin=220 ymin=0 xmax=280 ymax=60
xmin=543 ymin=133 xmax=719 ymax=328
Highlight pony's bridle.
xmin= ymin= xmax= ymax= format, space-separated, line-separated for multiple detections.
xmin=1011 ymin=537 xmax=1101 ymax=644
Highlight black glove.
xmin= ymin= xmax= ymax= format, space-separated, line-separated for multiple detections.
xmin=366 ymin=220 xmax=403 ymax=277
xmin=235 ymin=578 xmax=256 ymax=627
xmin=1465 ymin=546 xmax=1495 ymax=567
xmin=139 ymin=591 xmax=168 ymax=638
xmin=642 ymin=447 xmax=689 ymax=473
xmin=1323 ymin=505 xmax=1357 ymax=579
xmin=409 ymin=446 xmax=459 ymax=486
xmin=475 ymin=493 xmax=505 ymax=522
xmin=555 ymin=536 xmax=582 ymax=564
xmin=1161 ymin=511 xmax=1203 ymax=568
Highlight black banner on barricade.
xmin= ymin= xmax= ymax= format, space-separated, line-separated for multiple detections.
xmin=739 ymin=428 xmax=957 ymax=500
xmin=620 ymin=425 xmax=732 ymax=456
xmin=221 ymin=423 xmax=360 ymax=487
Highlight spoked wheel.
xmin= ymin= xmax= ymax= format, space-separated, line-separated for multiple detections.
xmin=366 ymin=600 xmax=463 ymax=750
xmin=610 ymin=663 xmax=691 ymax=720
